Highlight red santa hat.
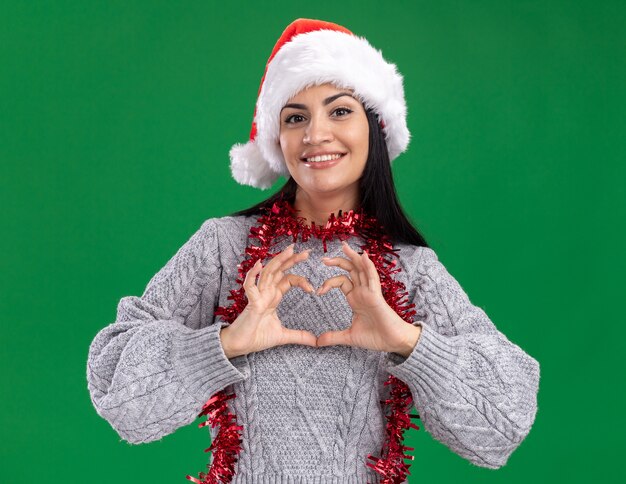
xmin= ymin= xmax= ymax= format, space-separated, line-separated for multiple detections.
xmin=229 ymin=18 xmax=411 ymax=189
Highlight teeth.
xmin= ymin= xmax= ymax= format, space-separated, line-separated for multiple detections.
xmin=305 ymin=153 xmax=343 ymax=163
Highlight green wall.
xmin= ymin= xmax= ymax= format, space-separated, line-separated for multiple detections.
xmin=1 ymin=1 xmax=624 ymax=483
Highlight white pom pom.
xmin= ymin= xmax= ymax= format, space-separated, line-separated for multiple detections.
xmin=229 ymin=141 xmax=281 ymax=190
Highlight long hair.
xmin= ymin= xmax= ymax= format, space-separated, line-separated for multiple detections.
xmin=229 ymin=107 xmax=430 ymax=248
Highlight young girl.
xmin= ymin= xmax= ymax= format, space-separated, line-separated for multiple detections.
xmin=87 ymin=18 xmax=540 ymax=484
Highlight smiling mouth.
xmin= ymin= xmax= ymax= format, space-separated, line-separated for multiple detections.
xmin=300 ymin=153 xmax=347 ymax=170
xmin=300 ymin=153 xmax=347 ymax=163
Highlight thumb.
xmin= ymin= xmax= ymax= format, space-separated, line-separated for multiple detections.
xmin=317 ymin=329 xmax=351 ymax=348
xmin=281 ymin=328 xmax=318 ymax=348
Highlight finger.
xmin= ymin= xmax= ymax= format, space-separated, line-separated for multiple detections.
xmin=341 ymin=240 xmax=362 ymax=263
xmin=258 ymin=244 xmax=295 ymax=290
xmin=243 ymin=260 xmax=263 ymax=302
xmin=278 ymin=248 xmax=311 ymax=273
xmin=317 ymin=329 xmax=351 ymax=348
xmin=316 ymin=274 xmax=353 ymax=296
xmin=280 ymin=328 xmax=318 ymax=348
xmin=321 ymin=255 xmax=363 ymax=287
xmin=270 ymin=243 xmax=306 ymax=276
xmin=321 ymin=255 xmax=354 ymax=272
xmin=362 ymin=251 xmax=381 ymax=288
xmin=341 ymin=241 xmax=368 ymax=287
xmin=272 ymin=249 xmax=312 ymax=291
xmin=278 ymin=273 xmax=315 ymax=295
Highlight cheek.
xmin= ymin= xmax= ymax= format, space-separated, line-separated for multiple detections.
xmin=344 ymin=119 xmax=369 ymax=150
xmin=278 ymin=138 xmax=289 ymax=159
xmin=348 ymin=128 xmax=369 ymax=159
xmin=360 ymin=129 xmax=369 ymax=152
xmin=279 ymin=133 xmax=297 ymax=157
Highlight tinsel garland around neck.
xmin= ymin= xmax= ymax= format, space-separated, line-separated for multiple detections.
xmin=186 ymin=195 xmax=421 ymax=484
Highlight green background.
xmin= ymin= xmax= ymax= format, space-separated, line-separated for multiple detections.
xmin=1 ymin=1 xmax=624 ymax=483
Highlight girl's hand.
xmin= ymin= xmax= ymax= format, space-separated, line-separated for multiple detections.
xmin=221 ymin=244 xmax=318 ymax=358
xmin=316 ymin=241 xmax=416 ymax=354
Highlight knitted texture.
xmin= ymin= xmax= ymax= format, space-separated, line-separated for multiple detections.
xmin=86 ymin=214 xmax=540 ymax=481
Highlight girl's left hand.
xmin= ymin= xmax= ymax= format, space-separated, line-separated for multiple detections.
xmin=316 ymin=241 xmax=417 ymax=354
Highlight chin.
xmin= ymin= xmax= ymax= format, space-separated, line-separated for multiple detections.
xmin=308 ymin=181 xmax=353 ymax=195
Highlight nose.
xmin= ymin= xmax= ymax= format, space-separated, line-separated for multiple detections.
xmin=303 ymin=115 xmax=333 ymax=145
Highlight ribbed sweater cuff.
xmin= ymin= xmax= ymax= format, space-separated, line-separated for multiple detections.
xmin=228 ymin=473 xmax=400 ymax=483
xmin=383 ymin=322 xmax=460 ymax=396
xmin=171 ymin=321 xmax=249 ymax=406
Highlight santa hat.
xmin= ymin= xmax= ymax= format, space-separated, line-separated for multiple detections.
xmin=229 ymin=18 xmax=411 ymax=189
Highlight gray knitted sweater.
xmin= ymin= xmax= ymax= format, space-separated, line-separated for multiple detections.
xmin=86 ymin=214 xmax=540 ymax=482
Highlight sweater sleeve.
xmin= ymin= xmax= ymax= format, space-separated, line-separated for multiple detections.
xmin=86 ymin=218 xmax=249 ymax=445
xmin=383 ymin=247 xmax=540 ymax=469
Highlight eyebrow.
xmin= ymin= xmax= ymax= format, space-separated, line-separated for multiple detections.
xmin=280 ymin=92 xmax=355 ymax=113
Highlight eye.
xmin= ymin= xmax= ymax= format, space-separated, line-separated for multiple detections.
xmin=332 ymin=107 xmax=353 ymax=117
xmin=284 ymin=114 xmax=305 ymax=124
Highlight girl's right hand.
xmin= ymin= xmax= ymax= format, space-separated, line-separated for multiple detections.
xmin=220 ymin=243 xmax=318 ymax=358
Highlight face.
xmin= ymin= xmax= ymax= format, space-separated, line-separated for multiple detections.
xmin=278 ymin=83 xmax=369 ymax=199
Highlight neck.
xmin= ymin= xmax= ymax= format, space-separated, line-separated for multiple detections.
xmin=292 ymin=189 xmax=360 ymax=227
